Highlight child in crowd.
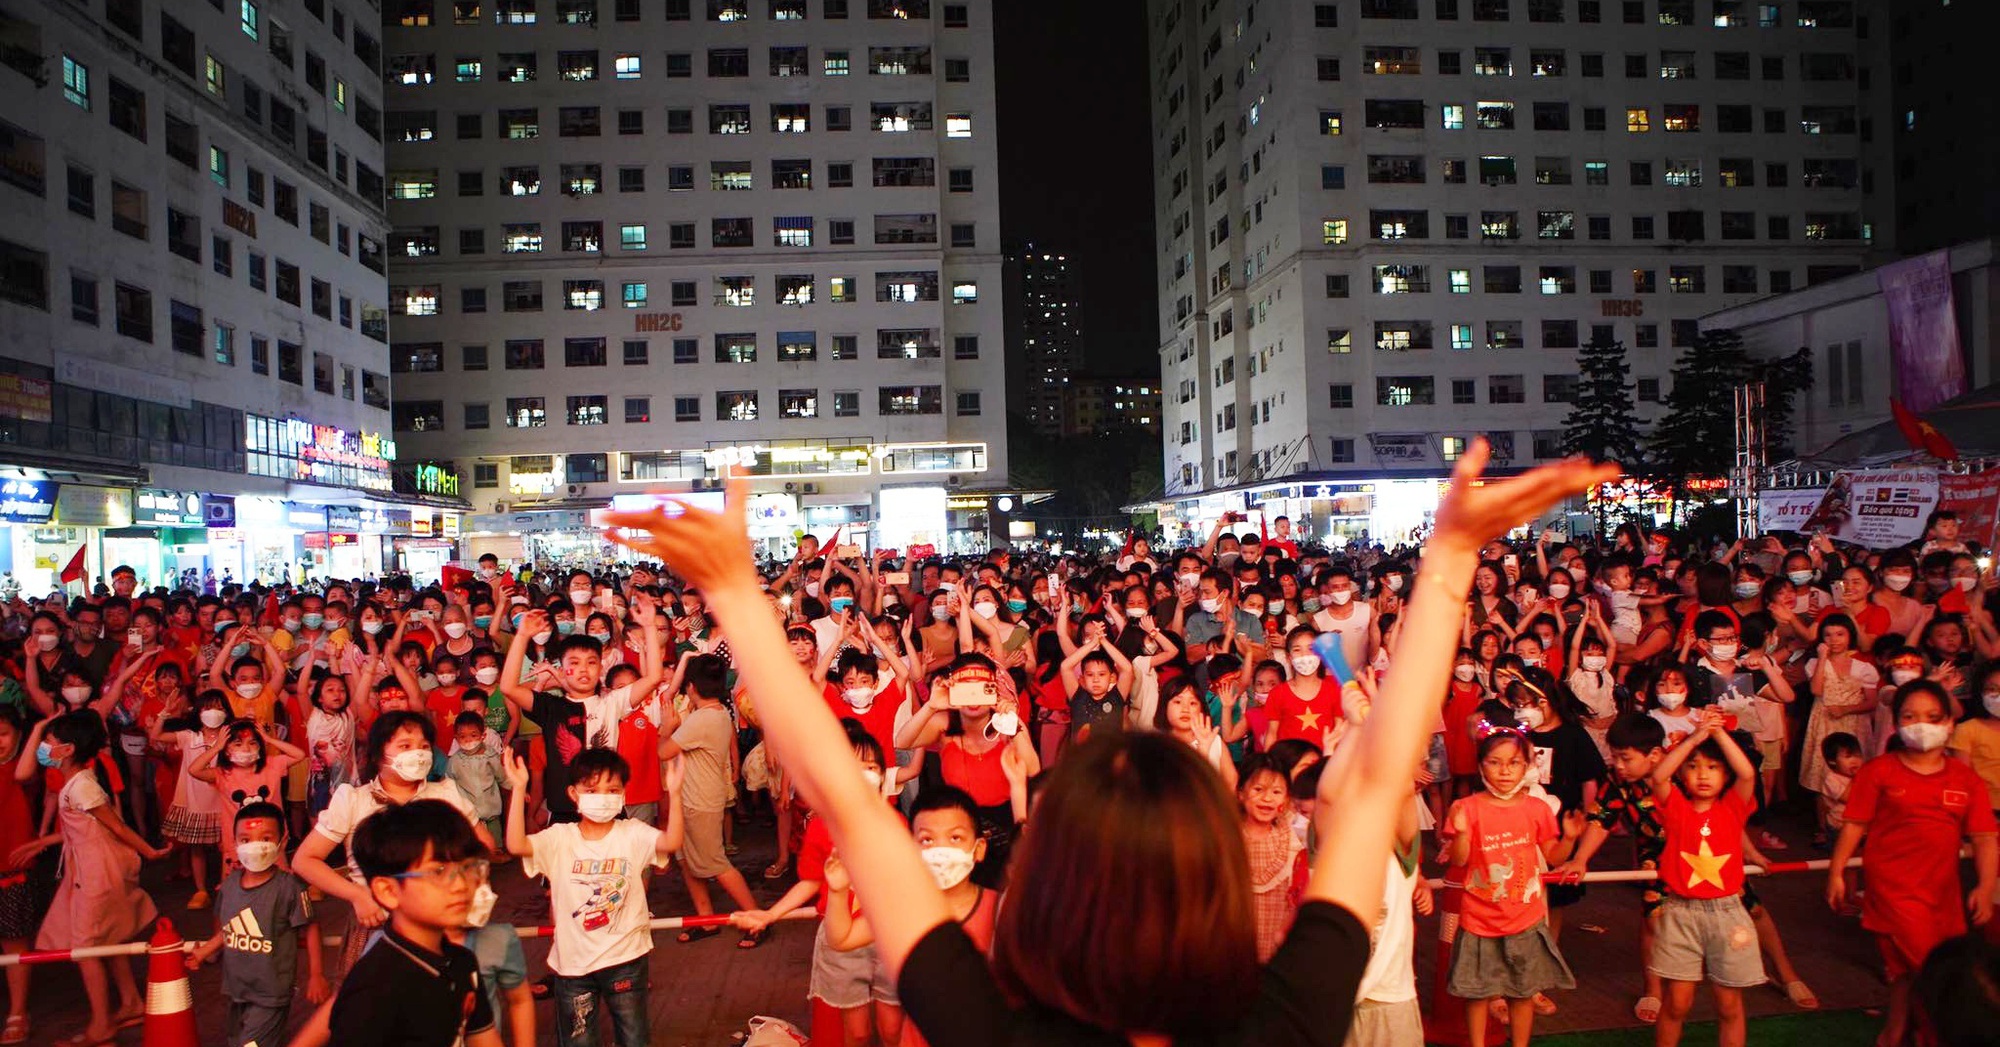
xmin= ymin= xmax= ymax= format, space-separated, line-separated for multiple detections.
xmin=190 ymin=718 xmax=306 ymax=861
xmin=1828 ymin=680 xmax=1999 ymax=1047
xmin=1647 ymin=665 xmax=1702 ymax=748
xmin=1646 ymin=710 xmax=1763 ymax=1047
xmin=187 ymin=802 xmax=330 ymax=1047
xmin=449 ymin=712 xmax=507 ymax=849
xmin=327 ymin=800 xmax=502 ymax=1047
xmin=505 ymin=747 xmax=684 ymax=1047
xmin=657 ymin=654 xmax=759 ymax=943
xmin=150 ymin=688 xmax=233 ymax=909
xmin=14 ymin=711 xmax=167 ymax=1044
xmin=301 ymin=671 xmax=360 ymax=824
xmin=1817 ymin=732 xmax=1863 ymax=842
xmin=1239 ymin=753 xmax=1305 ymax=962
xmin=1557 ymin=713 xmax=1669 ymax=1024
xmin=1344 ymin=794 xmax=1429 ymax=1047
xmin=0 ymin=705 xmax=33 ymax=1045
xmin=1446 ymin=727 xmax=1580 ymax=1047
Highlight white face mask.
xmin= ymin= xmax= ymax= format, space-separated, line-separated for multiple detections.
xmin=387 ymin=748 xmax=433 ymax=782
xmin=972 ymin=602 xmax=998 ymax=620
xmin=1547 ymin=584 xmax=1572 ymax=600
xmin=920 ymin=845 xmax=977 ymax=890
xmin=361 ymin=620 xmax=385 ymax=635
xmin=235 ymin=841 xmax=281 ymax=873
xmin=989 ymin=710 xmax=1021 ymax=737
xmin=200 ymin=708 xmax=228 ymax=729
xmin=860 ymin=767 xmax=885 ymax=792
xmin=1516 ymin=706 xmax=1545 ymax=730
xmin=1899 ymin=721 xmax=1950 ymax=752
xmin=1328 ymin=590 xmax=1354 ymax=606
xmin=465 ymin=881 xmax=499 ymax=928
xmin=229 ymin=749 xmax=258 ymax=766
xmin=1385 ymin=575 xmax=1404 ymax=592
xmin=1957 ymin=576 xmax=1980 ymax=592
xmin=436 ymin=673 xmax=459 ymax=687
xmin=1454 ymin=664 xmax=1477 ymax=682
xmin=1884 ymin=573 xmax=1913 ymax=592
xmin=1198 ymin=597 xmax=1222 ymax=613
xmin=1177 ymin=572 xmax=1200 ymax=589
xmin=1787 ymin=570 xmax=1815 ymax=585
xmin=442 ymin=622 xmax=468 ymax=638
xmin=236 ymin=682 xmax=263 ymax=700
xmin=1521 ymin=656 xmax=1544 ymax=668
xmin=1656 ymin=690 xmax=1688 ymax=710
xmin=570 ymin=588 xmax=593 ymax=605
xmin=804 ymin=582 xmax=822 ymax=598
xmin=1581 ymin=655 xmax=1608 ymax=672
xmin=931 ymin=606 xmax=951 ymax=622
xmin=60 ymin=684 xmax=92 ymax=705
xmin=1708 ymin=642 xmax=1739 ymax=661
xmin=474 ymin=667 xmax=500 ymax=686
xmin=532 ymin=630 xmax=553 ymax=646
xmin=1890 ymin=668 xmax=1922 ymax=685
xmin=843 ymin=686 xmax=876 ymax=712
xmin=1290 ymin=653 xmax=1321 ymax=676
xmin=35 ymin=633 xmax=58 ymax=651
xmin=576 ymin=792 xmax=625 ymax=823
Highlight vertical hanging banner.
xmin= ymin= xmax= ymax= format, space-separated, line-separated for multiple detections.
xmin=1938 ymin=469 xmax=2000 ymax=550
xmin=1878 ymin=250 xmax=1966 ymax=413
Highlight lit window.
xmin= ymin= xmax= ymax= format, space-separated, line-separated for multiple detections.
xmin=622 ymin=282 xmax=648 ymax=308
xmin=1322 ymin=219 xmax=1348 ymax=245
xmin=1327 ymin=328 xmax=1352 ymax=353
xmin=945 ymin=113 xmax=972 ymax=138
xmin=614 ymin=54 xmax=641 ymax=79
xmin=825 ymin=51 xmax=850 ymax=75
xmin=1320 ymin=109 xmax=1343 ymax=135
xmin=241 ymin=0 xmax=260 ymax=39
xmin=62 ymin=56 xmax=89 ymax=109
xmin=1449 ymin=269 xmax=1471 ymax=293
xmin=1441 ymin=104 xmax=1464 ymax=129
xmin=503 ymin=224 xmax=543 ymax=252
xmin=1451 ymin=324 xmax=1473 ymax=350
xmin=1626 ymin=107 xmax=1650 ymax=132
xmin=620 ymin=224 xmax=647 ymax=250
xmin=952 ymin=281 xmax=978 ymax=304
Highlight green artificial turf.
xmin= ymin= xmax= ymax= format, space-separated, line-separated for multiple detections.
xmin=1512 ymin=1009 xmax=1879 ymax=1047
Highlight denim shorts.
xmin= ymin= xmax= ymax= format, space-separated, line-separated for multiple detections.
xmin=1647 ymin=894 xmax=1765 ymax=988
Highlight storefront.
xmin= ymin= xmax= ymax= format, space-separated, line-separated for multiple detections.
xmin=1152 ymin=477 xmax=1450 ymax=552
xmin=876 ymin=486 xmax=946 ymax=557
xmin=466 ymin=508 xmax=606 ymax=568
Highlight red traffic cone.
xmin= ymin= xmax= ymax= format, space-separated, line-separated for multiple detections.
xmin=142 ymin=918 xmax=200 ymax=1047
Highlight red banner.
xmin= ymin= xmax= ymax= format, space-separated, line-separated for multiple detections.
xmin=1939 ymin=468 xmax=2000 ymax=550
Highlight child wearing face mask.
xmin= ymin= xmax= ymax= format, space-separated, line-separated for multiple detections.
xmin=1646 ymin=665 xmax=1703 ymax=749
xmin=14 ymin=711 xmax=167 ymax=1043
xmin=1828 ymin=680 xmax=2000 ymax=1047
xmin=447 ymin=713 xmax=507 ymax=849
xmin=504 ymin=747 xmax=684 ymax=1047
xmin=191 ymin=718 xmax=306 ymax=862
xmin=425 ymin=653 xmax=471 ymax=742
xmin=898 ymin=656 xmax=1040 ymax=885
xmin=149 ymin=690 xmax=235 ymax=909
xmin=453 ymin=862 xmax=535 ymax=1047
xmin=1948 ymin=664 xmax=2000 ymax=809
xmin=186 ymin=802 xmax=330 ymax=1047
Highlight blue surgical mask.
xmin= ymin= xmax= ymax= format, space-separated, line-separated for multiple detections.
xmin=231 ymin=642 xmax=252 ymax=659
xmin=1006 ymin=599 xmax=1028 ymax=613
xmin=830 ymin=596 xmax=855 ymax=614
xmin=302 ymin=613 xmax=324 ymax=630
xmin=473 ymin=615 xmax=493 ymax=630
xmin=556 ymin=620 xmax=578 ymax=635
xmin=34 ymin=742 xmax=56 ymax=768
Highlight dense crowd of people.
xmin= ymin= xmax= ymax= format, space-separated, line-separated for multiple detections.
xmin=1 ymin=447 xmax=1997 ymax=1047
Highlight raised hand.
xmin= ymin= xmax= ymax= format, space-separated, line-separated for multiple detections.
xmin=821 ymin=853 xmax=850 ymax=893
xmin=500 ymin=747 xmax=531 ymax=791
xmin=1429 ymin=441 xmax=1619 ymax=555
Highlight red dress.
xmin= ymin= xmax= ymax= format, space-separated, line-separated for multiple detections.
xmin=1845 ymin=753 xmax=1998 ymax=976
xmin=1443 ymin=681 xmax=1486 ymax=777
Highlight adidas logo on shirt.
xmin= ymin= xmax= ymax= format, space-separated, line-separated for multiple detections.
xmin=224 ymin=908 xmax=274 ymax=954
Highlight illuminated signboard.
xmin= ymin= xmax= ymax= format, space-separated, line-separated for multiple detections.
xmin=134 ymin=489 xmax=205 ymax=526
xmin=0 ymin=479 xmax=57 ymax=524
xmin=246 ymin=415 xmax=397 ymax=493
xmin=700 ymin=443 xmax=875 ymax=477
xmin=412 ymin=463 xmax=461 ymax=498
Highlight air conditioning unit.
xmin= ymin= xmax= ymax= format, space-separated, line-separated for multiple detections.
xmin=802 ymin=482 xmax=820 ymax=495
xmin=947 ymin=474 xmax=963 ymax=487
xmin=567 ymin=484 xmax=584 ymax=497
xmin=783 ymin=482 xmax=798 ymax=493
xmin=493 ymin=501 xmax=509 ymax=513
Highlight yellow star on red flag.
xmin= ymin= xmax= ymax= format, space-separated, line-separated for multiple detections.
xmin=1295 ymin=708 xmax=1322 ymax=732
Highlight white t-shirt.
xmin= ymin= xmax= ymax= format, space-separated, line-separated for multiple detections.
xmin=1355 ymin=843 xmax=1420 ymax=1004
xmin=312 ymin=778 xmax=476 ymax=883
xmin=521 ymin=819 xmax=670 ymax=977
xmin=171 ymin=729 xmax=224 ymax=813
xmin=1309 ymin=603 xmax=1372 ymax=671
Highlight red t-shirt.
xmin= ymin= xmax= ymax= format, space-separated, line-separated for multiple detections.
xmin=1451 ymin=792 xmax=1556 ymax=937
xmin=615 ymin=698 xmax=663 ymax=806
xmin=797 ymin=806 xmax=908 ymax=915
xmin=1846 ymin=754 xmax=1998 ymax=959
xmin=425 ymin=684 xmax=469 ymax=742
xmin=1658 ymin=788 xmax=1754 ymax=899
xmin=1263 ymin=680 xmax=1342 ymax=746
xmin=822 ymin=680 xmax=903 ymax=761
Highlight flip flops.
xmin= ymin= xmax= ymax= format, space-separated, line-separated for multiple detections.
xmin=1634 ymin=995 xmax=1662 ymax=1023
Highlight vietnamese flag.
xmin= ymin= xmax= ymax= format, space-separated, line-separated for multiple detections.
xmin=58 ymin=543 xmax=86 ymax=585
xmin=1890 ymin=398 xmax=1959 ymax=461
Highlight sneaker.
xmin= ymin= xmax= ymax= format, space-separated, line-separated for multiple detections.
xmin=187 ymin=890 xmax=212 ymax=911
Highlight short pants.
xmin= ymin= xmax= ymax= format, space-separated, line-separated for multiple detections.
xmin=1647 ymin=894 xmax=1765 ymax=988
xmin=808 ymin=922 xmax=899 ymax=1010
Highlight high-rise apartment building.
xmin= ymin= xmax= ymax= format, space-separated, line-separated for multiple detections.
xmin=1147 ymin=0 xmax=1882 ymax=530
xmin=1004 ymin=243 xmax=1082 ymax=436
xmin=383 ymin=0 xmax=1006 ymax=558
xmin=0 ymin=0 xmax=417 ymax=585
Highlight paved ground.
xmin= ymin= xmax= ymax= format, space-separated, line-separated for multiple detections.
xmin=21 ymin=798 xmax=1902 ymax=1045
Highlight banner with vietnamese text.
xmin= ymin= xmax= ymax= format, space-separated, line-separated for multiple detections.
xmin=1796 ymin=468 xmax=1939 ymax=549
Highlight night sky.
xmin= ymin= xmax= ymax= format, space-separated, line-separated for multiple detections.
xmin=993 ymin=1 xmax=1160 ymax=378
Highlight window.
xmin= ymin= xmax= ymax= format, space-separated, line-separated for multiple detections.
xmin=1375 ymin=376 xmax=1434 ymax=406
xmin=1374 ymin=321 xmax=1433 ymax=350
xmin=505 ymin=397 xmax=547 ymax=427
xmin=1328 ymin=383 xmax=1354 ymax=409
xmin=1626 ymin=107 xmax=1650 ymax=133
xmin=566 ymin=396 xmax=608 ymax=426
xmin=717 ymin=391 xmax=759 ymax=421
xmin=113 ymin=282 xmax=153 ymax=341
xmin=61 ymin=56 xmax=90 ymax=109
xmin=1475 ymin=48 xmax=1512 ymax=76
xmin=879 ymin=386 xmax=941 ymax=416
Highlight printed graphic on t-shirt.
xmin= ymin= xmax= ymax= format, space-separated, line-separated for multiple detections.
xmin=224 ymin=907 xmax=274 ymax=954
xmin=1465 ymin=827 xmax=1543 ymax=908
xmin=567 ymin=856 xmax=634 ymax=933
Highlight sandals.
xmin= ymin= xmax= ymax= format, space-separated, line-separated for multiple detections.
xmin=738 ymin=928 xmax=767 ymax=950
xmin=1 ymin=1016 xmax=26 ymax=1046
xmin=1757 ymin=830 xmax=1790 ymax=851
xmin=1785 ymin=980 xmax=1821 ymax=1010
xmin=763 ymin=862 xmax=788 ymax=881
xmin=1531 ymin=992 xmax=1558 ymax=1016
xmin=1634 ymin=995 xmax=1662 ymax=1024
xmin=676 ymin=924 xmax=721 ymax=944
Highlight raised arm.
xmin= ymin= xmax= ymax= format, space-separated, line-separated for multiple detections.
xmin=1305 ymin=440 xmax=1615 ymax=924
xmin=602 ymin=478 xmax=951 ymax=978
xmin=498 ymin=611 xmax=546 ymax=713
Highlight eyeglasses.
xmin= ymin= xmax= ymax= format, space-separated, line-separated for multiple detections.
xmin=387 ymin=858 xmax=490 ymax=888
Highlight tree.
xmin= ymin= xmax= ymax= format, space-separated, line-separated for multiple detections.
xmin=1560 ymin=337 xmax=1644 ymax=468
xmin=1753 ymin=347 xmax=1814 ymax=462
xmin=1648 ymin=328 xmax=1752 ymax=497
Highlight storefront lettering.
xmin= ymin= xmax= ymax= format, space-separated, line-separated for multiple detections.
xmin=0 ymin=480 xmax=58 ymax=524
xmin=412 ymin=463 xmax=461 ymax=497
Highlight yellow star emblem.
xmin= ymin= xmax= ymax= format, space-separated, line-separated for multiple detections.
xmin=1296 ymin=708 xmax=1322 ymax=732
xmin=1680 ymin=838 xmax=1732 ymax=891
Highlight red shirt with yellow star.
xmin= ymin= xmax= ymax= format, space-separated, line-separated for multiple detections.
xmin=1263 ymin=680 xmax=1343 ymax=746
xmin=1658 ymin=788 xmax=1753 ymax=899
